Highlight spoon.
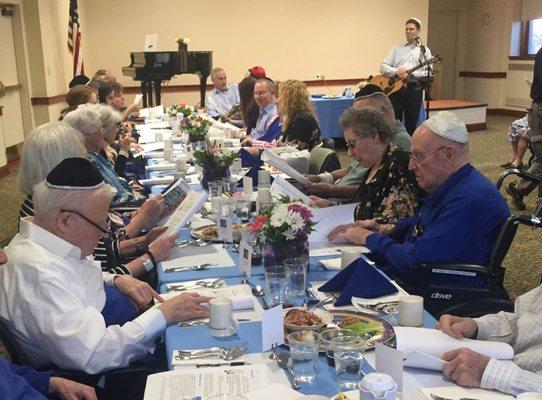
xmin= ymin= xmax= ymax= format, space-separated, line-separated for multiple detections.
xmin=164 ymin=263 xmax=214 ymax=273
xmin=307 ymin=296 xmax=334 ymax=311
xmin=277 ymin=353 xmax=300 ymax=389
xmin=251 ymin=285 xmax=270 ymax=309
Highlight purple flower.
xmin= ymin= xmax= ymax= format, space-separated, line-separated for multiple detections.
xmin=287 ymin=203 xmax=313 ymax=222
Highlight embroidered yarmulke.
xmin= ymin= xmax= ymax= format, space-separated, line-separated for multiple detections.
xmin=423 ymin=111 xmax=468 ymax=144
xmin=45 ymin=158 xmax=104 ymax=190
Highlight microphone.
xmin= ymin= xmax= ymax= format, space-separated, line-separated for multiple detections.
xmin=414 ymin=36 xmax=421 ymax=44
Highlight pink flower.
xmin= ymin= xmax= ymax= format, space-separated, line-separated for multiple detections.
xmin=287 ymin=203 xmax=313 ymax=222
xmin=249 ymin=215 xmax=269 ymax=233
xmin=179 ymin=102 xmax=186 ymax=107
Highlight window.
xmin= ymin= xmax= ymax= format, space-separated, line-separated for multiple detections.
xmin=510 ymin=18 xmax=542 ymax=59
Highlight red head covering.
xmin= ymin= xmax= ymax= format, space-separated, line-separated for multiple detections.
xmin=249 ymin=66 xmax=266 ymax=79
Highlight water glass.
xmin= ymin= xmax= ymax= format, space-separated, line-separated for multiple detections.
xmin=284 ymin=257 xmax=308 ymax=307
xmin=222 ymin=177 xmax=237 ymax=196
xmin=333 ymin=336 xmax=366 ymax=391
xmin=288 ymin=331 xmax=320 ymax=382
xmin=208 ymin=180 xmax=223 ymax=215
xmin=219 ymin=198 xmax=235 ymax=218
xmin=320 ymin=328 xmax=358 ymax=367
xmin=235 ymin=194 xmax=251 ymax=222
xmin=264 ymin=265 xmax=286 ymax=306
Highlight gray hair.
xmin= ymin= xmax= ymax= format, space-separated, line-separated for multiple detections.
xmin=210 ymin=67 xmax=225 ymax=79
xmin=339 ymin=107 xmax=395 ymax=143
xmin=63 ymin=103 xmax=103 ymax=135
xmin=33 ymin=180 xmax=113 ymax=219
xmin=95 ymin=104 xmax=122 ymax=131
xmin=354 ymin=92 xmax=395 ymax=123
xmin=255 ymin=78 xmax=275 ymax=93
xmin=18 ymin=122 xmax=86 ymax=195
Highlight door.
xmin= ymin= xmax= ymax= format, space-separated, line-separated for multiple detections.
xmin=0 ymin=5 xmax=25 ymax=161
xmin=428 ymin=10 xmax=459 ymax=100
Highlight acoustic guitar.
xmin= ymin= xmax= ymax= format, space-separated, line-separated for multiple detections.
xmin=368 ymin=55 xmax=442 ymax=96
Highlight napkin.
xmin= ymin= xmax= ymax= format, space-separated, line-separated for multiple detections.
xmin=319 ymin=258 xmax=341 ymax=271
xmin=421 ymin=386 xmax=514 ymax=400
xmin=318 ymin=258 xmax=398 ymax=306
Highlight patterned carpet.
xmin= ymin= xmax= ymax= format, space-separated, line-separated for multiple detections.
xmin=0 ymin=115 xmax=540 ymax=300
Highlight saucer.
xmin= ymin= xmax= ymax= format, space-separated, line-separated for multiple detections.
xmin=209 ymin=324 xmax=238 ymax=337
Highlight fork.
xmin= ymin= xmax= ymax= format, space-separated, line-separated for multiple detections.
xmin=174 ymin=345 xmax=245 ymax=361
xmin=430 ymin=394 xmax=479 ymax=400
xmin=164 ymin=263 xmax=214 ymax=273
xmin=167 ymin=279 xmax=225 ymax=291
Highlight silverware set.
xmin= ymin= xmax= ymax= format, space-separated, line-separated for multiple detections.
xmin=167 ymin=278 xmax=225 ymax=292
xmin=360 ymin=301 xmax=399 ymax=314
xmin=430 ymin=394 xmax=478 ymax=400
xmin=173 ymin=344 xmax=246 ymax=361
xmin=164 ymin=263 xmax=215 ymax=273
xmin=178 ymin=318 xmax=251 ymax=328
xmin=175 ymin=239 xmax=211 ymax=248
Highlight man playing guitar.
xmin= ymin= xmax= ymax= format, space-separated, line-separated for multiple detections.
xmin=381 ymin=17 xmax=433 ymax=135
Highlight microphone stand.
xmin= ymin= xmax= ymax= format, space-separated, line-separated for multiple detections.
xmin=416 ymin=38 xmax=433 ymax=120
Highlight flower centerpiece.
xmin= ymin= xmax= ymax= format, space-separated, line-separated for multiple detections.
xmin=175 ymin=36 xmax=190 ymax=51
xmin=249 ymin=198 xmax=316 ymax=269
xmin=193 ymin=146 xmax=238 ymax=190
xmin=181 ymin=113 xmax=212 ymax=143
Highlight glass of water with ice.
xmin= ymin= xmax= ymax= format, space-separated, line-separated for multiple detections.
xmin=284 ymin=257 xmax=308 ymax=307
xmin=288 ymin=331 xmax=320 ymax=382
xmin=332 ymin=336 xmax=366 ymax=390
xmin=264 ymin=265 xmax=286 ymax=306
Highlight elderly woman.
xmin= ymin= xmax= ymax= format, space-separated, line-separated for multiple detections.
xmin=277 ymin=79 xmax=321 ymax=151
xmin=111 ymin=82 xmax=140 ymax=120
xmin=59 ymin=84 xmax=97 ymax=120
xmin=322 ymin=108 xmax=420 ymax=243
xmin=18 ymin=121 xmax=173 ymax=278
xmin=63 ymin=104 xmax=146 ymax=207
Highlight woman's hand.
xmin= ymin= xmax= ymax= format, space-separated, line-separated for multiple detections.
xmin=148 ymin=233 xmax=178 ymax=262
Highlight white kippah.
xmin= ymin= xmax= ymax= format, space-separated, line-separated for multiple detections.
xmin=422 ymin=111 xmax=468 ymax=144
xmin=410 ymin=17 xmax=422 ymax=27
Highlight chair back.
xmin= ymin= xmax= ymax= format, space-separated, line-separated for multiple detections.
xmin=0 ymin=318 xmax=28 ymax=365
xmin=308 ymin=147 xmax=340 ymax=175
xmin=487 ymin=217 xmax=519 ymax=271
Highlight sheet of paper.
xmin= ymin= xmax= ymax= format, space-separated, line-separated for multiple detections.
xmin=162 ymin=244 xmax=235 ymax=271
xmin=217 ymin=216 xmax=233 ymax=243
xmin=163 ymin=190 xmax=208 ymax=234
xmin=144 ymin=33 xmax=158 ymax=50
xmin=309 ymin=242 xmax=369 ymax=257
xmin=143 ymin=364 xmax=289 ymax=400
xmin=270 ymin=175 xmax=310 ymax=204
xmin=420 ymin=386 xmax=514 ymax=400
xmin=395 ymin=327 xmax=514 ymax=363
xmin=139 ymin=106 xmax=164 ymax=118
xmin=261 ymin=149 xmax=309 ymax=185
xmin=261 ymin=304 xmax=284 ymax=351
xmin=375 ymin=341 xmax=404 ymax=392
xmin=164 ymin=285 xmax=254 ymax=310
xmin=133 ymin=93 xmax=143 ymax=105
xmin=308 ymin=203 xmax=357 ymax=243
xmin=139 ymin=176 xmax=175 ymax=186
xmin=136 ymin=128 xmax=156 ymax=144
xmin=156 ymin=178 xmax=191 ymax=226
xmin=244 ymin=382 xmax=301 ymax=400
xmin=238 ymin=240 xmax=252 ymax=277
xmin=404 ymin=351 xmax=446 ymax=371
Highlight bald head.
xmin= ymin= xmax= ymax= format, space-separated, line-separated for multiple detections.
xmin=409 ymin=124 xmax=469 ymax=193
xmin=353 ymin=93 xmax=395 ymax=124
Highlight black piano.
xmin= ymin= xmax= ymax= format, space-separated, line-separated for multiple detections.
xmin=122 ymin=48 xmax=212 ymax=107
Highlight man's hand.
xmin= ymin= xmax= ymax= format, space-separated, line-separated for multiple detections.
xmin=436 ymin=314 xmax=478 ymax=339
xmin=158 ymin=292 xmax=211 ymax=324
xmin=119 ymin=134 xmax=132 ymax=153
xmin=328 ymin=225 xmax=372 ymax=245
xmin=396 ymin=67 xmax=409 ymax=81
xmin=114 ymin=275 xmax=165 ymax=309
xmin=138 ymin=194 xmax=164 ymax=223
xmin=49 ymin=377 xmax=97 ymax=400
xmin=308 ymin=195 xmax=336 ymax=208
xmin=442 ymin=348 xmax=490 ymax=388
xmin=148 ymin=233 xmax=177 ymax=262
xmin=144 ymin=226 xmax=168 ymax=247
xmin=303 ymin=174 xmax=321 ymax=183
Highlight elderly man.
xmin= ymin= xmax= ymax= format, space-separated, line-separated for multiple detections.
xmin=306 ymin=84 xmax=412 ymax=201
xmin=0 ymin=158 xmax=210 ymax=375
xmin=250 ymin=78 xmax=278 ymax=140
xmin=436 ymin=284 xmax=542 ymax=395
xmin=328 ymin=111 xmax=510 ymax=284
xmin=205 ymin=67 xmax=240 ymax=120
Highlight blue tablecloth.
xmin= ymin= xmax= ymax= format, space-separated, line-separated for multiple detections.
xmin=162 ymin=268 xmax=436 ymax=397
xmin=311 ymin=96 xmax=354 ymax=138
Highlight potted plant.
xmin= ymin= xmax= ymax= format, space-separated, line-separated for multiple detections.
xmin=193 ymin=147 xmax=238 ymax=190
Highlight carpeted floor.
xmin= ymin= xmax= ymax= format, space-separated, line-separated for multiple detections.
xmin=0 ymin=114 xmax=540 ymax=299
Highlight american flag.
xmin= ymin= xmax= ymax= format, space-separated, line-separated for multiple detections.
xmin=67 ymin=0 xmax=84 ymax=76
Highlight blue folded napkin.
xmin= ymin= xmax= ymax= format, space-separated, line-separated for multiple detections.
xmin=318 ymin=258 xmax=398 ymax=306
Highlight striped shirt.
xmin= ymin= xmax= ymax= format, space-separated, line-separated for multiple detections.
xmin=475 ymin=285 xmax=542 ymax=395
xmin=19 ymin=196 xmax=131 ymax=275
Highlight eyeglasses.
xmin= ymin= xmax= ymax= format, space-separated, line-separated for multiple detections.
xmin=409 ymin=145 xmax=448 ymax=163
xmin=345 ymin=136 xmax=365 ymax=149
xmin=61 ymin=209 xmax=110 ymax=235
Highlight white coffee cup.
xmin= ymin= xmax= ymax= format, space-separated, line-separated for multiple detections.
xmin=398 ymin=295 xmax=424 ymax=327
xmin=209 ymin=297 xmax=238 ymax=336
xmin=341 ymin=248 xmax=361 ymax=269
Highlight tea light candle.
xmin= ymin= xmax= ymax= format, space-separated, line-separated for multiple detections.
xmin=213 ymin=138 xmax=224 ymax=148
xmin=257 ymin=187 xmax=272 ymax=207
xmin=155 ymin=131 xmax=164 ymax=142
xmin=231 ymin=158 xmax=242 ymax=174
xmin=176 ymin=156 xmax=187 ymax=172
xmin=164 ymin=137 xmax=173 ymax=150
xmin=163 ymin=147 xmax=173 ymax=161
xmin=243 ymin=176 xmax=253 ymax=196
xmin=258 ymin=170 xmax=271 ymax=187
xmin=398 ymin=295 xmax=424 ymax=327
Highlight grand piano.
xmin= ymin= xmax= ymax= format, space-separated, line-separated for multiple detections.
xmin=122 ymin=47 xmax=212 ymax=107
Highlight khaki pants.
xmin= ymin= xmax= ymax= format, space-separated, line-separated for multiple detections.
xmin=515 ymin=102 xmax=542 ymax=197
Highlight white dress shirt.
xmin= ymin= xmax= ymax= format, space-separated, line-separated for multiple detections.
xmin=380 ymin=42 xmax=433 ymax=80
xmin=474 ymin=285 xmax=542 ymax=395
xmin=205 ymin=84 xmax=240 ymax=118
xmin=0 ymin=217 xmax=166 ymax=374
xmin=251 ymin=101 xmax=278 ymax=140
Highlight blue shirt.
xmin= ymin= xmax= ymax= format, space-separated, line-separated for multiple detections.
xmin=251 ymin=101 xmax=278 ymax=139
xmin=205 ymin=84 xmax=240 ymax=118
xmin=0 ymin=357 xmax=52 ymax=399
xmin=366 ymin=164 xmax=510 ymax=283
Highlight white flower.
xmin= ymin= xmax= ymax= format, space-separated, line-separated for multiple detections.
xmin=285 ymin=210 xmax=304 ymax=232
xmin=283 ymin=227 xmax=297 ymax=241
xmin=270 ymin=204 xmax=289 ymax=227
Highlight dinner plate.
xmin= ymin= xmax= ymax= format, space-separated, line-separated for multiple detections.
xmin=190 ymin=224 xmax=247 ymax=243
xmin=322 ymin=95 xmax=342 ymax=99
xmin=283 ymin=307 xmax=334 ymax=331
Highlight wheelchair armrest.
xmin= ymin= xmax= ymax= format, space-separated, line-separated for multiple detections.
xmin=54 ymin=365 xmax=156 ymax=383
xmin=496 ymin=168 xmax=542 ymax=189
xmin=414 ymin=263 xmax=490 ymax=276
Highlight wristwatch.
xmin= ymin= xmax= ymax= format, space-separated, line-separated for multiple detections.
xmin=140 ymin=254 xmax=154 ymax=272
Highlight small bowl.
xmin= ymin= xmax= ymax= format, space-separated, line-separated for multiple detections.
xmin=283 ymin=307 xmax=333 ymax=331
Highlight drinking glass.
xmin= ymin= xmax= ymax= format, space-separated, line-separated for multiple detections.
xmin=264 ymin=265 xmax=286 ymax=306
xmin=288 ymin=331 xmax=320 ymax=382
xmin=234 ymin=194 xmax=251 ymax=223
xmin=320 ymin=328 xmax=358 ymax=367
xmin=284 ymin=257 xmax=308 ymax=307
xmin=222 ymin=177 xmax=237 ymax=196
xmin=332 ymin=336 xmax=366 ymax=391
